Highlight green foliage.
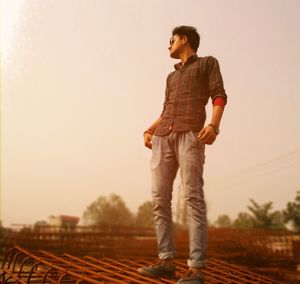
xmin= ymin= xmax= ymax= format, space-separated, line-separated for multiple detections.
xmin=246 ymin=199 xmax=285 ymax=229
xmin=283 ymin=191 xmax=300 ymax=233
xmin=214 ymin=214 xmax=232 ymax=228
xmin=232 ymin=212 xmax=253 ymax=229
xmin=83 ymin=194 xmax=134 ymax=226
xmin=81 ymin=191 xmax=300 ymax=231
xmin=135 ymin=201 xmax=154 ymax=228
xmin=231 ymin=199 xmax=286 ymax=230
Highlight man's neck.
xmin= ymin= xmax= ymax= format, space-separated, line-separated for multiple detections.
xmin=179 ymin=49 xmax=196 ymax=66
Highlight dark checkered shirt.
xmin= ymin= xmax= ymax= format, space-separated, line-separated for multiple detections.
xmin=154 ymin=54 xmax=227 ymax=136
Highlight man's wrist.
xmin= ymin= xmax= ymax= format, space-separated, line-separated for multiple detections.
xmin=144 ymin=130 xmax=154 ymax=136
xmin=208 ymin=123 xmax=220 ymax=135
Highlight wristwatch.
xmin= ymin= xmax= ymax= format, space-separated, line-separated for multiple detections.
xmin=208 ymin=123 xmax=220 ymax=135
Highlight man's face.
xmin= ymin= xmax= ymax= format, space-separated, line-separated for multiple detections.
xmin=168 ymin=34 xmax=185 ymax=59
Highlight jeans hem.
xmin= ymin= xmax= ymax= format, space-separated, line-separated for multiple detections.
xmin=187 ymin=259 xmax=206 ymax=268
xmin=159 ymin=251 xmax=176 ymax=260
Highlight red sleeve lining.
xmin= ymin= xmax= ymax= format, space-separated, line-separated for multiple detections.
xmin=213 ymin=97 xmax=226 ymax=107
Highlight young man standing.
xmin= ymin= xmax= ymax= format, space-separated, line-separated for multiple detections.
xmin=138 ymin=26 xmax=227 ymax=283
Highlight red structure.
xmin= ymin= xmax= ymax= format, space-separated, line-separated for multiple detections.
xmin=1 ymin=245 xmax=283 ymax=284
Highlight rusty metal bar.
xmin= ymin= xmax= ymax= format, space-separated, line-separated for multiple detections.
xmin=209 ymin=258 xmax=281 ymax=283
xmin=0 ymin=245 xmax=286 ymax=284
xmin=39 ymin=250 xmax=124 ymax=283
xmin=84 ymin=255 xmax=174 ymax=284
xmin=97 ymin=257 xmax=167 ymax=284
xmin=13 ymin=245 xmax=102 ymax=283
xmin=65 ymin=254 xmax=146 ymax=284
xmin=1 ymin=268 xmax=27 ymax=284
xmin=118 ymin=258 xmax=178 ymax=283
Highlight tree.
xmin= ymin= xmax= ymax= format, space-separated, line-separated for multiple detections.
xmin=283 ymin=191 xmax=300 ymax=233
xmin=135 ymin=201 xmax=154 ymax=228
xmin=233 ymin=212 xmax=253 ymax=229
xmin=247 ymin=199 xmax=285 ymax=229
xmin=83 ymin=194 xmax=134 ymax=226
xmin=214 ymin=214 xmax=232 ymax=228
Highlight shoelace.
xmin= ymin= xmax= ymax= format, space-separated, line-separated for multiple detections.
xmin=151 ymin=259 xmax=173 ymax=268
xmin=150 ymin=259 xmax=164 ymax=267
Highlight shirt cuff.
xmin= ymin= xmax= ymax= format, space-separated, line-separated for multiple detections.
xmin=212 ymin=97 xmax=226 ymax=107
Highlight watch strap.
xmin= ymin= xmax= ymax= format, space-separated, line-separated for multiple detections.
xmin=208 ymin=123 xmax=220 ymax=135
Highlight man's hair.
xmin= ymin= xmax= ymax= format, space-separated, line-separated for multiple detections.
xmin=172 ymin=26 xmax=200 ymax=52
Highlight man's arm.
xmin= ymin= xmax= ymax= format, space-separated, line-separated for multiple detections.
xmin=199 ymin=104 xmax=224 ymax=145
xmin=201 ymin=56 xmax=227 ymax=145
xmin=143 ymin=117 xmax=162 ymax=149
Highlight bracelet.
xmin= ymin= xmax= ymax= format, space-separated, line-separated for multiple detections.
xmin=208 ymin=123 xmax=220 ymax=135
xmin=143 ymin=130 xmax=154 ymax=136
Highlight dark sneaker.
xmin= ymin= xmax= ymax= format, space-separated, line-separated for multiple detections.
xmin=177 ymin=269 xmax=204 ymax=284
xmin=137 ymin=259 xmax=176 ymax=278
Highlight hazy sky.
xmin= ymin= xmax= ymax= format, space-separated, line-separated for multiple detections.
xmin=1 ymin=0 xmax=300 ymax=227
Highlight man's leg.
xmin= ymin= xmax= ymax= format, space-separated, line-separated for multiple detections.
xmin=176 ymin=131 xmax=207 ymax=283
xmin=151 ymin=135 xmax=178 ymax=260
xmin=137 ymin=134 xmax=178 ymax=278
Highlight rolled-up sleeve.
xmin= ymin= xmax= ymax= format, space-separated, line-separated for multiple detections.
xmin=207 ymin=56 xmax=227 ymax=104
xmin=160 ymin=72 xmax=173 ymax=116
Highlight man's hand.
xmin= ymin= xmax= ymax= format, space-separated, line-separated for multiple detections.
xmin=198 ymin=125 xmax=217 ymax=145
xmin=144 ymin=132 xmax=153 ymax=149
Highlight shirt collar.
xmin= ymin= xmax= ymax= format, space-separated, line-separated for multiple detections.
xmin=174 ymin=54 xmax=198 ymax=70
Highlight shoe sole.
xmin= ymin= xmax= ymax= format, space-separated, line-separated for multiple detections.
xmin=137 ymin=268 xmax=176 ymax=279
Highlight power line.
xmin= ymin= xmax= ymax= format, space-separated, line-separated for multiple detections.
xmin=207 ymin=150 xmax=300 ymax=189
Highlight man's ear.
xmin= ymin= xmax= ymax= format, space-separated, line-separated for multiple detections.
xmin=181 ymin=35 xmax=188 ymax=45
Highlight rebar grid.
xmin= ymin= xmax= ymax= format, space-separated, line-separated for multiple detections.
xmin=0 ymin=245 xmax=283 ymax=284
xmin=3 ymin=227 xmax=297 ymax=262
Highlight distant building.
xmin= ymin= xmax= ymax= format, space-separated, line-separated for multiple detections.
xmin=48 ymin=215 xmax=79 ymax=228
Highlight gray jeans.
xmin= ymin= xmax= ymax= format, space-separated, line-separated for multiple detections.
xmin=151 ymin=130 xmax=207 ymax=268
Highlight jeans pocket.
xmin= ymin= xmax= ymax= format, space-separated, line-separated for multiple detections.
xmin=150 ymin=136 xmax=161 ymax=169
xmin=151 ymin=135 xmax=157 ymax=145
xmin=191 ymin=131 xmax=205 ymax=153
xmin=191 ymin=131 xmax=200 ymax=145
